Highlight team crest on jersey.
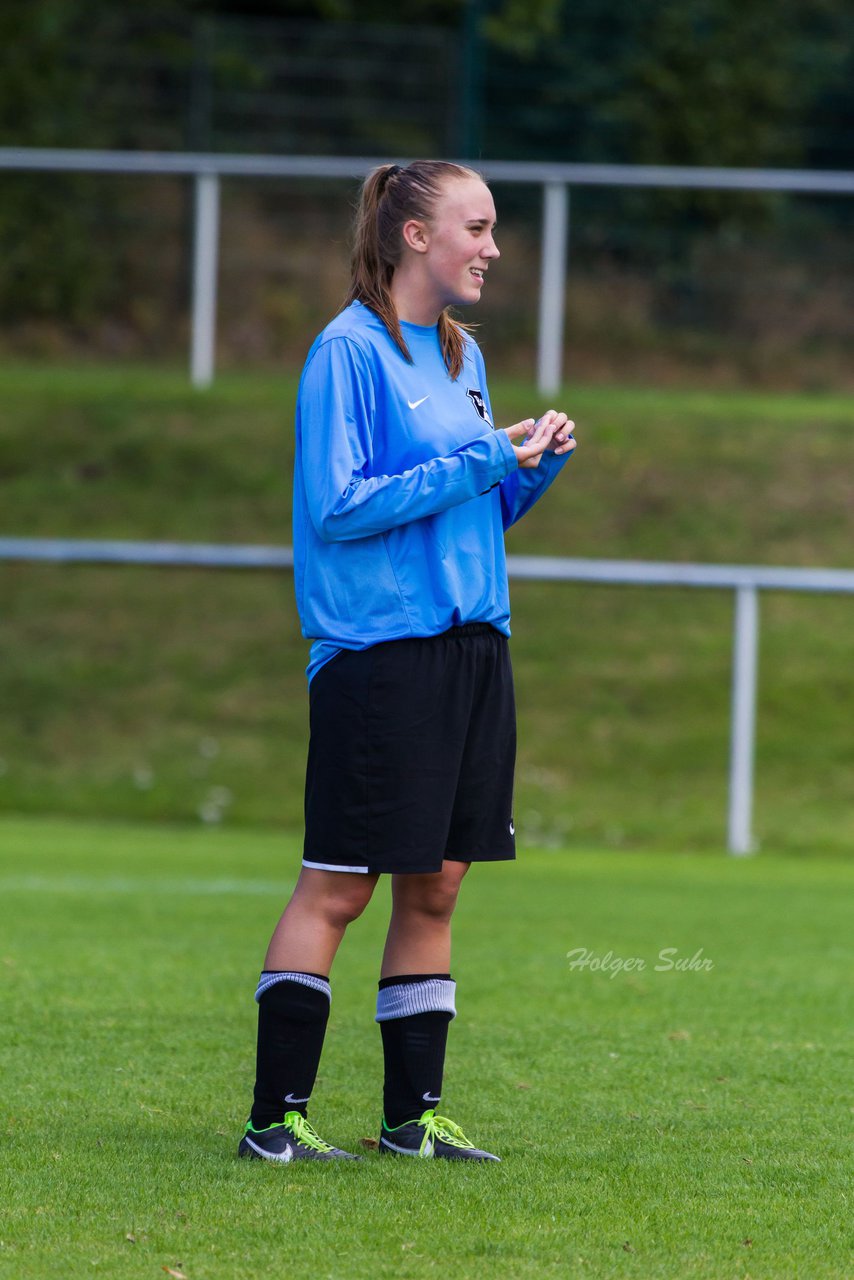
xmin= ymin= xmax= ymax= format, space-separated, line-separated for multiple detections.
xmin=467 ymin=388 xmax=492 ymax=425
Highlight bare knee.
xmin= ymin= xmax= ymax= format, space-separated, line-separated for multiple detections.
xmin=293 ymin=869 xmax=377 ymax=932
xmin=322 ymin=886 xmax=373 ymax=931
xmin=394 ymin=862 xmax=470 ymax=925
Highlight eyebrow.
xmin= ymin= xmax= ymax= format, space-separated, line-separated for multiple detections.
xmin=465 ymin=217 xmax=497 ymax=228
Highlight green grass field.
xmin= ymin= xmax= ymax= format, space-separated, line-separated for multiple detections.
xmin=1 ymin=816 xmax=851 ymax=1279
xmin=0 ymin=365 xmax=852 ymax=852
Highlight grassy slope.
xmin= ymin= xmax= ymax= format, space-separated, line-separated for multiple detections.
xmin=0 ymin=816 xmax=851 ymax=1280
xmin=0 ymin=365 xmax=852 ymax=851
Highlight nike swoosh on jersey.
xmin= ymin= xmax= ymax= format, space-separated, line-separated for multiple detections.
xmin=408 ymin=396 xmax=430 ymax=410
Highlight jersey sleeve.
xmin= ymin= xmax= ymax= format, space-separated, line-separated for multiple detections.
xmin=298 ymin=337 xmax=518 ymax=543
xmin=499 ymin=448 xmax=574 ymax=530
xmin=472 ymin=345 xmax=574 ymax=531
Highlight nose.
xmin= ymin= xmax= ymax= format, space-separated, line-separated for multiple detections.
xmin=482 ymin=233 xmax=500 ymax=260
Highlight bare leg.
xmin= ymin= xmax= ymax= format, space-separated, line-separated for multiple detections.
xmin=246 ymin=868 xmax=379 ymax=1143
xmin=380 ymin=860 xmax=470 ymax=978
xmin=264 ymin=866 xmax=380 ymax=974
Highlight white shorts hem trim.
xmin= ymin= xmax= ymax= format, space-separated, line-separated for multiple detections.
xmin=302 ymin=858 xmax=371 ymax=874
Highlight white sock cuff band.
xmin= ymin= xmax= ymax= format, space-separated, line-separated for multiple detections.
xmin=375 ymin=978 xmax=457 ymax=1022
xmin=255 ymin=970 xmax=332 ymax=1004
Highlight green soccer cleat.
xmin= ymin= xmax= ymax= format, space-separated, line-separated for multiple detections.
xmin=238 ymin=1110 xmax=360 ymax=1162
xmin=378 ymin=1108 xmax=500 ymax=1161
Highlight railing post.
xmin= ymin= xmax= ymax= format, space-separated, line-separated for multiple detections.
xmin=536 ymin=182 xmax=569 ymax=396
xmin=728 ymin=584 xmax=759 ymax=854
xmin=190 ymin=171 xmax=220 ymax=388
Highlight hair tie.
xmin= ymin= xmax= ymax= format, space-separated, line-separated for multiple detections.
xmin=383 ymin=164 xmax=402 ymax=188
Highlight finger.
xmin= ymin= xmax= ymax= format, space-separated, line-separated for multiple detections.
xmin=524 ymin=415 xmax=547 ymax=441
xmin=531 ymin=415 xmax=558 ymax=442
xmin=519 ymin=430 xmax=553 ymax=459
xmin=538 ymin=410 xmax=568 ymax=436
xmin=535 ymin=417 xmax=560 ymax=442
xmin=505 ymin=418 xmax=536 ymax=440
xmin=554 ymin=418 xmax=575 ymax=443
xmin=522 ymin=422 xmax=552 ymax=450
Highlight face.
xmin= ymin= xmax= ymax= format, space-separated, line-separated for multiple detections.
xmin=414 ymin=177 xmax=500 ymax=311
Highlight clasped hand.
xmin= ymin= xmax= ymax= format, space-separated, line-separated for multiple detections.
xmin=501 ymin=410 xmax=577 ymax=469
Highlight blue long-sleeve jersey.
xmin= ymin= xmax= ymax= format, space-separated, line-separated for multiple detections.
xmin=293 ymin=301 xmax=571 ymax=682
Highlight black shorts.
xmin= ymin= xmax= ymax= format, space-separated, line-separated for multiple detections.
xmin=303 ymin=623 xmax=516 ymax=875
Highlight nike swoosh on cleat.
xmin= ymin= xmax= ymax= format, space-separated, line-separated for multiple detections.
xmin=244 ymin=1135 xmax=293 ymax=1162
xmin=408 ymin=396 xmax=430 ymax=410
xmin=381 ymin=1136 xmax=433 ymax=1157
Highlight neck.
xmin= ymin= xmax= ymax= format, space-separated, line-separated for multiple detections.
xmin=389 ymin=264 xmax=442 ymax=327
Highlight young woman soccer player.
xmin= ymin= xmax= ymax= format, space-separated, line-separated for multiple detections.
xmin=238 ymin=160 xmax=577 ymax=1163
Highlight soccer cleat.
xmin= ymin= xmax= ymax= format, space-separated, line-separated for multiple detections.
xmin=378 ymin=1108 xmax=500 ymax=1161
xmin=238 ymin=1110 xmax=360 ymax=1162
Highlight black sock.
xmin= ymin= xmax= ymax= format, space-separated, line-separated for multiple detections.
xmin=378 ymin=973 xmax=453 ymax=1129
xmin=249 ymin=975 xmax=330 ymax=1129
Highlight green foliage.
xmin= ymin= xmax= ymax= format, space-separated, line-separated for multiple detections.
xmin=0 ymin=6 xmax=108 ymax=321
xmin=0 ymin=176 xmax=115 ymax=323
xmin=484 ymin=0 xmax=562 ymax=56
xmin=617 ymin=1 xmax=804 ymax=167
xmin=481 ymin=0 xmax=854 ymax=233
xmin=1 ymin=817 xmax=851 ymax=1278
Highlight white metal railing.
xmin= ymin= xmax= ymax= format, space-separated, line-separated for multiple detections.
xmin=2 ymin=535 xmax=851 ymax=855
xmin=2 ymin=147 xmax=853 ymax=394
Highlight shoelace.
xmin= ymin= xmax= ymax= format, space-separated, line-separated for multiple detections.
xmin=283 ymin=1110 xmax=335 ymax=1153
xmin=418 ymin=1110 xmax=475 ymax=1154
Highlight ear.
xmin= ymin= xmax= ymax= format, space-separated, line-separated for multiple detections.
xmin=401 ymin=218 xmax=429 ymax=255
